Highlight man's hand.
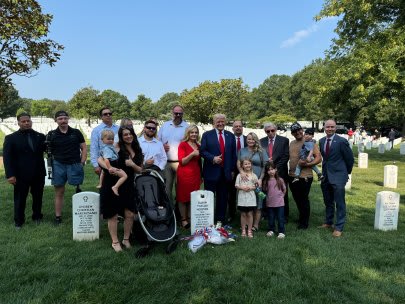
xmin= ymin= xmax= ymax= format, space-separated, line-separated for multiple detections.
xmin=213 ymin=155 xmax=223 ymax=165
xmin=94 ymin=166 xmax=101 ymax=175
xmin=7 ymin=176 xmax=16 ymax=185
xmin=163 ymin=142 xmax=170 ymax=152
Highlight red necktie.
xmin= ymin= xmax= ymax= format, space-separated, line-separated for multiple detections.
xmin=237 ymin=136 xmax=241 ymax=152
xmin=219 ymin=131 xmax=225 ymax=166
xmin=325 ymin=138 xmax=331 ymax=157
xmin=268 ymin=139 xmax=273 ymax=158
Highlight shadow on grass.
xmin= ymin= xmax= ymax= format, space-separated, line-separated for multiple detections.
xmin=373 ymin=181 xmax=384 ymax=187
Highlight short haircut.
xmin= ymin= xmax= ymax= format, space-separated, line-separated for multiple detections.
xmin=144 ymin=120 xmax=157 ymax=126
xmin=213 ymin=113 xmax=226 ymax=122
xmin=101 ymin=129 xmax=115 ymax=139
xmin=172 ymin=104 xmax=184 ymax=112
xmin=99 ymin=106 xmax=112 ymax=116
xmin=17 ymin=113 xmax=31 ymax=120
xmin=263 ymin=122 xmax=277 ymax=130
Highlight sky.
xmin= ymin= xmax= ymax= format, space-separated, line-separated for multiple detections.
xmin=11 ymin=0 xmax=338 ymax=102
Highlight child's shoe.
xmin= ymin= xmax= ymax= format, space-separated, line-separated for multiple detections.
xmin=277 ymin=233 xmax=285 ymax=239
xmin=247 ymin=230 xmax=253 ymax=238
xmin=317 ymin=173 xmax=325 ymax=181
xmin=266 ymin=231 xmax=274 ymax=237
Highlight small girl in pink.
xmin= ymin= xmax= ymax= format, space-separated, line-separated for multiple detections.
xmin=262 ymin=161 xmax=286 ymax=239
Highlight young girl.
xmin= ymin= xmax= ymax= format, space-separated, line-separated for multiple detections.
xmin=235 ymin=158 xmax=258 ymax=238
xmin=97 ymin=130 xmax=127 ymax=196
xmin=262 ymin=161 xmax=286 ymax=239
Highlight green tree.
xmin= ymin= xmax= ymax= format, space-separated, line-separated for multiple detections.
xmin=155 ymin=92 xmax=180 ymax=120
xmin=131 ymin=94 xmax=155 ymax=121
xmin=0 ymin=81 xmax=23 ymax=120
xmin=0 ymin=0 xmax=64 ymax=82
xmin=31 ymin=98 xmax=66 ymax=117
xmin=180 ymin=78 xmax=249 ymax=124
xmin=99 ymin=90 xmax=131 ymax=120
xmin=68 ymin=87 xmax=99 ymax=126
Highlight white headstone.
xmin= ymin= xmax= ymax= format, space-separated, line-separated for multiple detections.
xmin=372 ymin=141 xmax=379 ymax=148
xmin=348 ymin=139 xmax=354 ymax=149
xmin=345 ymin=174 xmax=352 ymax=190
xmin=358 ymin=153 xmax=368 ymax=168
xmin=358 ymin=142 xmax=364 ymax=152
xmin=374 ymin=191 xmax=400 ymax=231
xmin=44 ymin=159 xmax=52 ymax=186
xmin=72 ymin=192 xmax=100 ymax=241
xmin=191 ymin=190 xmax=214 ymax=234
xmin=378 ymin=144 xmax=385 ymax=154
xmin=400 ymin=142 xmax=405 ymax=155
xmin=384 ymin=165 xmax=398 ymax=189
xmin=385 ymin=142 xmax=391 ymax=151
xmin=366 ymin=141 xmax=372 ymax=150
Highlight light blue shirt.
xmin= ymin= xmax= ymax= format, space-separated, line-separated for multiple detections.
xmin=157 ymin=120 xmax=189 ymax=161
xmin=90 ymin=122 xmax=119 ymax=168
xmin=138 ymin=135 xmax=167 ymax=170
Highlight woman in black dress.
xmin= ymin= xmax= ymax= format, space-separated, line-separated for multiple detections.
xmin=99 ymin=127 xmax=143 ymax=252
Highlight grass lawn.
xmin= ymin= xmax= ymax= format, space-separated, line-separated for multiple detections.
xmin=0 ymin=145 xmax=404 ymax=303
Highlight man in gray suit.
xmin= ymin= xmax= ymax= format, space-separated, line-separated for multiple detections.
xmin=319 ymin=119 xmax=354 ymax=237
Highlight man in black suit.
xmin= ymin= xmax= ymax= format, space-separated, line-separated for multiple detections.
xmin=228 ymin=120 xmax=247 ymax=222
xmin=3 ymin=113 xmax=46 ymax=229
xmin=260 ymin=122 xmax=290 ymax=221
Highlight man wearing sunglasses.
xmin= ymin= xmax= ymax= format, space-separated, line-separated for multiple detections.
xmin=139 ymin=120 xmax=167 ymax=171
xmin=260 ymin=122 xmax=290 ymax=222
xmin=158 ymin=105 xmax=189 ymax=204
xmin=90 ymin=107 xmax=120 ymax=176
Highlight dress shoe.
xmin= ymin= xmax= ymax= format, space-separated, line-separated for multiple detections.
xmin=332 ymin=230 xmax=342 ymax=237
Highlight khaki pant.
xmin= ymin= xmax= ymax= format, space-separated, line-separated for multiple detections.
xmin=163 ymin=162 xmax=179 ymax=203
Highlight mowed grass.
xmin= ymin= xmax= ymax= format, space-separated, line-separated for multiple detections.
xmin=0 ymin=145 xmax=404 ymax=304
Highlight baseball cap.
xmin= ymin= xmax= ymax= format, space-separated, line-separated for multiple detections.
xmin=54 ymin=110 xmax=69 ymax=119
xmin=290 ymin=122 xmax=302 ymax=133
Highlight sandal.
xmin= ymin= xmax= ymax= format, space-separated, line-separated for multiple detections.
xmin=247 ymin=230 xmax=253 ymax=238
xmin=122 ymin=238 xmax=132 ymax=249
xmin=181 ymin=219 xmax=190 ymax=229
xmin=112 ymin=241 xmax=122 ymax=252
xmin=241 ymin=228 xmax=247 ymax=237
xmin=251 ymin=226 xmax=258 ymax=232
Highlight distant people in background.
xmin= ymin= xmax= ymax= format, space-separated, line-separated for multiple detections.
xmin=292 ymin=128 xmax=323 ymax=182
xmin=388 ymin=128 xmax=396 ymax=148
xmin=3 ymin=113 xmax=46 ymax=229
xmin=235 ymin=158 xmax=258 ymax=238
xmin=200 ymin=113 xmax=236 ymax=224
xmin=237 ymin=132 xmax=267 ymax=231
xmin=90 ymin=107 xmax=119 ymax=176
xmin=288 ymin=122 xmax=321 ymax=230
xmin=262 ymin=161 xmax=286 ymax=239
xmin=139 ymin=120 xmax=167 ymax=172
xmin=373 ymin=129 xmax=380 ymax=141
xmin=260 ymin=122 xmax=290 ymax=222
xmin=347 ymin=128 xmax=354 ymax=140
xmin=319 ymin=119 xmax=354 ymax=237
xmin=176 ymin=125 xmax=202 ymax=228
xmin=361 ymin=129 xmax=367 ymax=141
xmin=99 ymin=126 xmax=143 ymax=252
xmin=228 ymin=120 xmax=247 ymax=222
xmin=96 ymin=130 xmax=127 ymax=196
xmin=158 ymin=105 xmax=189 ymax=206
xmin=354 ymin=128 xmax=361 ymax=144
xmin=47 ymin=111 xmax=87 ymax=225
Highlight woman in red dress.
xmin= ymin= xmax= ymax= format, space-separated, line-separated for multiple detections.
xmin=176 ymin=125 xmax=202 ymax=228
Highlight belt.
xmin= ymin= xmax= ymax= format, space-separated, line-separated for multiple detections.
xmin=167 ymin=160 xmax=179 ymax=163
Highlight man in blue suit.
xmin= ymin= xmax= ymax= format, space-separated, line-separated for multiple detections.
xmin=201 ymin=114 xmax=236 ymax=224
xmin=319 ymin=119 xmax=354 ymax=237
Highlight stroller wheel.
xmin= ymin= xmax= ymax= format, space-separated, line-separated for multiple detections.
xmin=166 ymin=239 xmax=178 ymax=254
xmin=135 ymin=246 xmax=152 ymax=259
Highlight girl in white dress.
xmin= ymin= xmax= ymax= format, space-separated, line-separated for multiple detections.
xmin=235 ymin=158 xmax=258 ymax=238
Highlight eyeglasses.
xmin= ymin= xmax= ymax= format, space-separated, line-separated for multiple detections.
xmin=265 ymin=129 xmax=276 ymax=133
xmin=145 ymin=126 xmax=156 ymax=131
xmin=173 ymin=112 xmax=183 ymax=116
xmin=102 ymin=112 xmax=113 ymax=116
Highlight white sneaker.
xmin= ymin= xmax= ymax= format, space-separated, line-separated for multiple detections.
xmin=277 ymin=233 xmax=285 ymax=239
xmin=266 ymin=231 xmax=274 ymax=237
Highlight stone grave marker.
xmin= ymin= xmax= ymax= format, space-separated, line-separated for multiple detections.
xmin=358 ymin=142 xmax=364 ymax=153
xmin=385 ymin=142 xmax=391 ymax=151
xmin=72 ymin=192 xmax=100 ymax=241
xmin=400 ymin=142 xmax=405 ymax=155
xmin=345 ymin=174 xmax=352 ymax=190
xmin=358 ymin=153 xmax=368 ymax=168
xmin=44 ymin=159 xmax=52 ymax=186
xmin=374 ymin=191 xmax=400 ymax=231
xmin=384 ymin=165 xmax=398 ymax=189
xmin=366 ymin=141 xmax=372 ymax=150
xmin=378 ymin=144 xmax=385 ymax=154
xmin=372 ymin=141 xmax=379 ymax=148
xmin=191 ymin=190 xmax=214 ymax=234
xmin=348 ymin=139 xmax=354 ymax=149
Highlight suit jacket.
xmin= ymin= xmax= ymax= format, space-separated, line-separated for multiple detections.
xmin=3 ymin=129 xmax=46 ymax=182
xmin=201 ymin=129 xmax=236 ymax=182
xmin=260 ymin=135 xmax=289 ymax=178
xmin=319 ymin=135 xmax=354 ymax=185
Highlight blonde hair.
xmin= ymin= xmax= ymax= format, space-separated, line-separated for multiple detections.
xmin=101 ymin=129 xmax=115 ymax=140
xmin=246 ymin=132 xmax=262 ymax=153
xmin=183 ymin=125 xmax=200 ymax=142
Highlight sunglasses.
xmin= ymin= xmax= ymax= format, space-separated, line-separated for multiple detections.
xmin=145 ymin=126 xmax=156 ymax=131
xmin=173 ymin=112 xmax=183 ymax=116
xmin=102 ymin=112 xmax=113 ymax=116
xmin=265 ymin=129 xmax=276 ymax=133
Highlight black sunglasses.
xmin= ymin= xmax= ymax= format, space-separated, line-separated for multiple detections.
xmin=102 ymin=112 xmax=113 ymax=116
xmin=145 ymin=126 xmax=156 ymax=131
xmin=265 ymin=129 xmax=276 ymax=133
xmin=173 ymin=112 xmax=183 ymax=116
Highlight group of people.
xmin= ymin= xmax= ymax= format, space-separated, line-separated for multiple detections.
xmin=3 ymin=105 xmax=354 ymax=252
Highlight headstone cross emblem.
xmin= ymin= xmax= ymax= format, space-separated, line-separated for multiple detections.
xmin=83 ymin=196 xmax=88 ymax=202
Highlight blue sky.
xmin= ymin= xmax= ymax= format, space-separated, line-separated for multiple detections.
xmin=12 ymin=0 xmax=338 ymax=102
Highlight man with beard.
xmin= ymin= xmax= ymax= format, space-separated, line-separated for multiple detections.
xmin=47 ymin=111 xmax=87 ymax=225
xmin=139 ymin=120 xmax=167 ymax=172
xmin=3 ymin=113 xmax=46 ymax=229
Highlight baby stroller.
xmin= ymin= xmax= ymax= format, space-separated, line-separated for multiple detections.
xmin=134 ymin=169 xmax=178 ymax=257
